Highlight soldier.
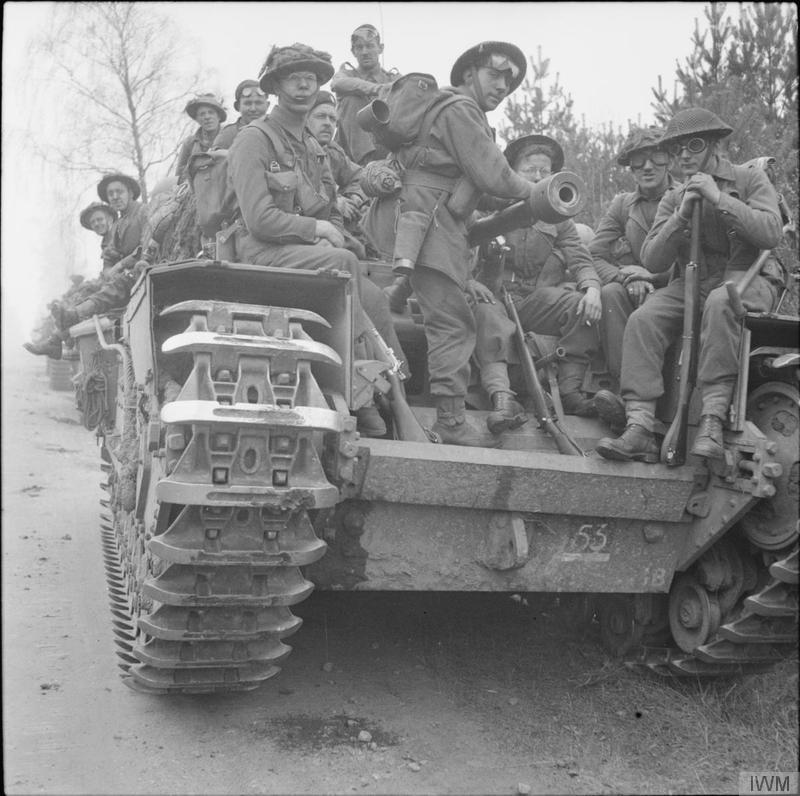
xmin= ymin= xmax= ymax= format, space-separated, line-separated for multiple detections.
xmin=23 ymin=201 xmax=117 ymax=358
xmin=365 ymin=41 xmax=552 ymax=446
xmin=176 ymin=93 xmax=227 ymax=183
xmin=227 ymin=42 xmax=407 ymax=436
xmin=330 ymin=24 xmax=399 ymax=165
xmin=472 ymin=134 xmax=603 ymax=434
xmin=213 ymin=80 xmax=269 ymax=149
xmin=38 ymin=174 xmax=150 ymax=358
xmin=597 ymin=108 xmax=784 ymax=463
xmin=79 ymin=201 xmax=117 ymax=255
xmin=589 ymin=127 xmax=674 ymax=431
xmin=305 ymin=90 xmax=368 ymax=254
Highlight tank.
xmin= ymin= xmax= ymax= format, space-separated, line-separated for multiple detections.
xmin=69 ymin=196 xmax=798 ymax=694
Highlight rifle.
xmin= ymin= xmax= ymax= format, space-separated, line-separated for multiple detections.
xmin=661 ymin=200 xmax=702 ymax=467
xmin=502 ymin=286 xmax=584 ymax=456
xmin=364 ymin=324 xmax=432 ymax=442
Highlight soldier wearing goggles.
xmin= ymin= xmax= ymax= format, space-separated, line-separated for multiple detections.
xmin=597 ymin=107 xmax=785 ymax=464
xmin=589 ymin=127 xmax=675 ymax=431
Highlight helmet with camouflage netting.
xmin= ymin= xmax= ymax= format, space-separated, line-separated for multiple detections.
xmin=616 ymin=126 xmax=665 ymax=166
xmin=659 ymin=108 xmax=733 ymax=147
xmin=258 ymin=43 xmax=334 ymax=95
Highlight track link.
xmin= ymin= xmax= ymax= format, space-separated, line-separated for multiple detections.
xmin=101 ymin=301 xmax=343 ymax=694
xmin=625 ymin=544 xmax=798 ymax=677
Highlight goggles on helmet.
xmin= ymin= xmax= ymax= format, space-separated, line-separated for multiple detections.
xmin=666 ymin=136 xmax=708 ymax=157
xmin=485 ymin=53 xmax=520 ymax=80
xmin=629 ymin=149 xmax=670 ymax=169
xmin=240 ymin=87 xmax=266 ymax=99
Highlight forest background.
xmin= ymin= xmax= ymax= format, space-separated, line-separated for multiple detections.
xmin=2 ymin=1 xmax=797 ymax=330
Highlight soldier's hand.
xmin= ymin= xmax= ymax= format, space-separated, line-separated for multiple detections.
xmin=466 ymin=279 xmax=496 ymax=304
xmin=337 ymin=195 xmax=361 ymax=222
xmin=685 ymin=173 xmax=721 ymax=205
xmin=314 ymin=220 xmax=345 ymax=249
xmin=626 ymin=279 xmax=654 ymax=307
xmin=619 ymin=265 xmax=653 ymax=284
xmin=577 ymin=286 xmax=602 ymax=325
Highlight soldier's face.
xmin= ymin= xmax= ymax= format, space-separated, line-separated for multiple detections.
xmin=307 ymin=103 xmax=338 ymax=145
xmin=629 ymin=148 xmax=670 ymax=194
xmin=195 ymin=105 xmax=221 ymax=133
xmin=277 ymin=72 xmax=319 ymax=113
xmin=106 ymin=182 xmax=131 ymax=213
xmin=238 ymin=89 xmax=269 ymax=123
xmin=89 ymin=210 xmax=112 ymax=236
xmin=351 ymin=31 xmax=383 ymax=70
xmin=466 ymin=64 xmax=512 ymax=111
xmin=672 ymin=136 xmax=716 ymax=176
xmin=515 ymin=153 xmax=552 ymax=184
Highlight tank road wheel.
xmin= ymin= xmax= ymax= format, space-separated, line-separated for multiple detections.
xmin=597 ymin=594 xmax=669 ymax=658
xmin=100 ymin=300 xmax=348 ymax=694
xmin=668 ymin=573 xmax=722 ymax=653
xmin=740 ymin=382 xmax=799 ymax=550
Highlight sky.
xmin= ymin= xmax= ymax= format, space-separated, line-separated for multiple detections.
xmin=2 ymin=0 xmax=722 ymax=343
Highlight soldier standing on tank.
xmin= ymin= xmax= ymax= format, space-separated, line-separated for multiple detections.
xmin=365 ymin=41 xmax=552 ymax=446
xmin=175 ymin=93 xmax=226 ymax=183
xmin=472 ymin=133 xmax=603 ymax=434
xmin=589 ymin=127 xmax=674 ymax=431
xmin=227 ymin=42 xmax=407 ymax=437
xmin=213 ymin=81 xmax=269 ymax=150
xmin=330 ymin=24 xmax=399 ymax=166
xmin=596 ymin=108 xmax=784 ymax=463
xmin=305 ymin=90 xmax=369 ymax=256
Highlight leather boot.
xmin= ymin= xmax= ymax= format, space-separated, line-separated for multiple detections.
xmin=487 ymin=391 xmax=527 ymax=435
xmin=23 ymin=335 xmax=63 ymax=359
xmin=50 ymin=302 xmax=80 ymax=331
xmin=690 ymin=415 xmax=724 ymax=460
xmin=593 ymin=389 xmax=626 ymax=432
xmin=432 ymin=396 xmax=501 ymax=448
xmin=355 ymin=404 xmax=387 ymax=437
xmin=596 ymin=424 xmax=659 ymax=463
xmin=561 ymin=391 xmax=598 ymax=417
xmin=383 ymin=276 xmax=413 ymax=314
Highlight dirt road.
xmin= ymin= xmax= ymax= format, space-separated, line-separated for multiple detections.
xmin=3 ymin=349 xmax=796 ymax=796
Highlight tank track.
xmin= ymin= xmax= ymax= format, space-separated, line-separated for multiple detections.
xmin=624 ymin=544 xmax=798 ymax=678
xmin=101 ymin=300 xmax=346 ymax=694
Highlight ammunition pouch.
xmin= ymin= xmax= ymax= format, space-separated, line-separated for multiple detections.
xmin=265 ymin=170 xmax=298 ymax=213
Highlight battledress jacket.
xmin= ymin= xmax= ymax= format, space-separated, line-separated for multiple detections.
xmin=227 ymin=106 xmax=342 ymax=250
xmin=331 ymin=63 xmax=398 ymax=164
xmin=176 ymin=127 xmax=218 ymax=183
xmin=101 ymin=201 xmax=148 ymax=269
xmin=213 ymin=117 xmax=249 ymax=150
xmin=497 ymin=221 xmax=600 ymax=297
xmin=589 ymin=177 xmax=674 ymax=285
xmin=641 ymin=157 xmax=783 ymax=278
xmin=326 ymin=140 xmax=365 ymax=199
xmin=366 ymin=89 xmax=533 ymax=290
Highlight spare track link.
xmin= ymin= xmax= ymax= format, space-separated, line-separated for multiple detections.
xmin=625 ymin=544 xmax=798 ymax=678
xmin=104 ymin=300 xmax=338 ymax=694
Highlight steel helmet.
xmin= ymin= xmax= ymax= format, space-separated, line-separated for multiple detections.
xmin=258 ymin=43 xmax=335 ymax=95
xmin=659 ymin=107 xmax=733 ymax=147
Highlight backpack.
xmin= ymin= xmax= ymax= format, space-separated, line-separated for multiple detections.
xmin=366 ymin=72 xmax=464 ymax=153
xmin=187 ymin=122 xmax=294 ymax=238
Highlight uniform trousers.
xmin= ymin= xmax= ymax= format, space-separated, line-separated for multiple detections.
xmin=411 ymin=265 xmax=475 ymax=398
xmin=621 ymin=269 xmax=778 ymax=429
xmin=474 ymin=285 xmax=599 ymax=396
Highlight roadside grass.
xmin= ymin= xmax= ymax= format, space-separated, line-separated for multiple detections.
xmin=408 ymin=594 xmax=798 ymax=793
